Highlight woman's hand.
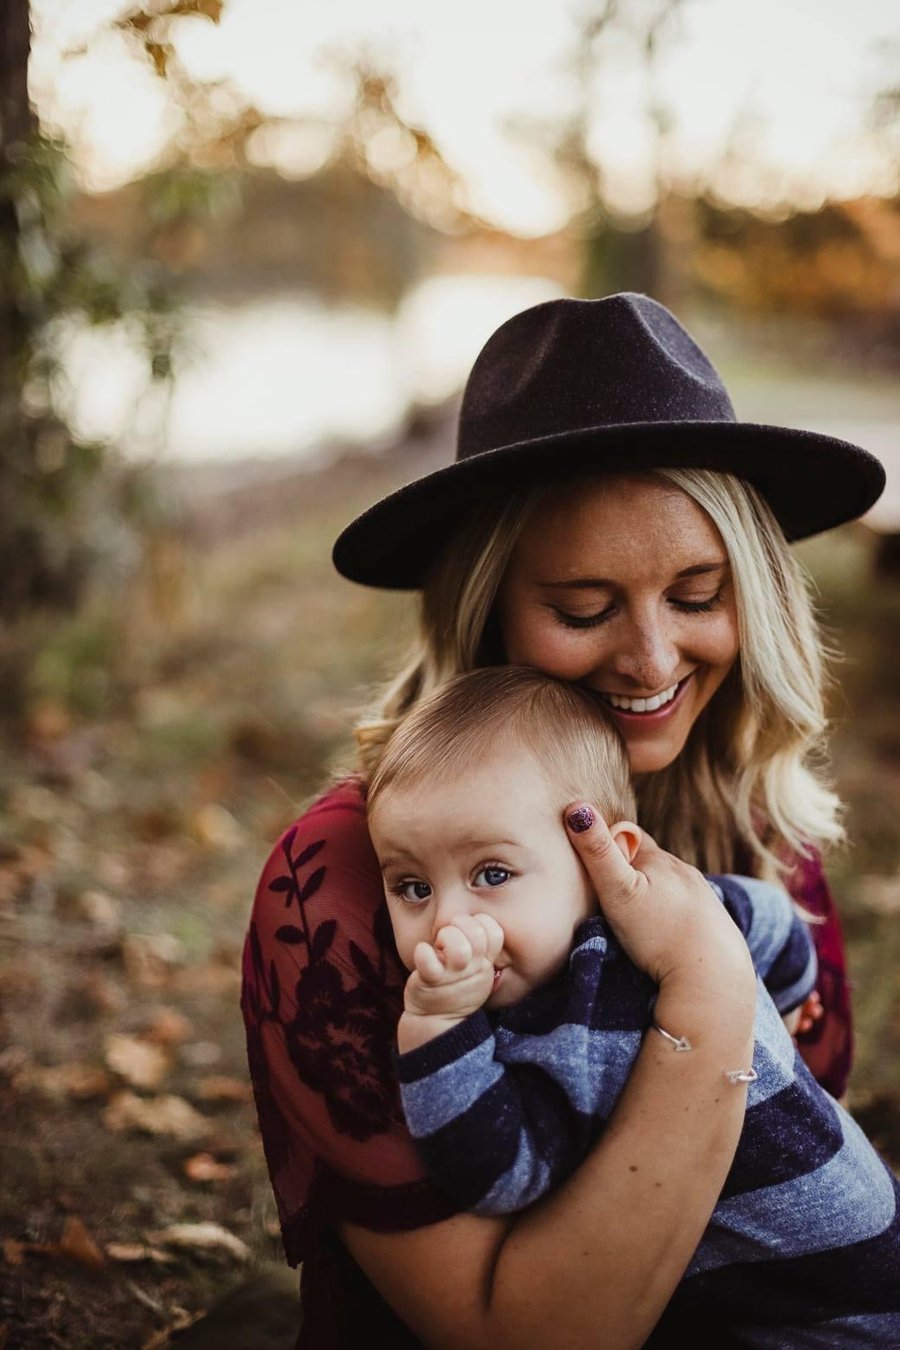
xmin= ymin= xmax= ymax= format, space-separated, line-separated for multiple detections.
xmin=564 ymin=803 xmax=757 ymax=1010
xmin=343 ymin=807 xmax=760 ymax=1350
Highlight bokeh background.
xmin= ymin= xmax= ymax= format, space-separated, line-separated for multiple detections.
xmin=1 ymin=1 xmax=899 ymax=1345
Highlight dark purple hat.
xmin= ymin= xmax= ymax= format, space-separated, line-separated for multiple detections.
xmin=333 ymin=293 xmax=885 ymax=589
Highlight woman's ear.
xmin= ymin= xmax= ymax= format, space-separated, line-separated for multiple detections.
xmin=608 ymin=820 xmax=642 ymax=864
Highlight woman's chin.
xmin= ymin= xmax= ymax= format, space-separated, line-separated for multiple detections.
xmin=623 ymin=734 xmax=686 ymax=776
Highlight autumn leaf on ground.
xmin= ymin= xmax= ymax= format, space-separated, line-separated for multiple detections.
xmin=140 ymin=1310 xmax=202 ymax=1350
xmin=2 ymin=1217 xmax=104 ymax=1272
xmin=58 ymin=1216 xmax=105 ymax=1271
xmin=142 ymin=1006 xmax=194 ymax=1045
xmin=103 ymin=1091 xmax=210 ymax=1142
xmin=190 ymin=803 xmax=243 ymax=851
xmin=148 ymin=1222 xmax=249 ymax=1262
xmin=13 ymin=1061 xmax=112 ymax=1100
xmin=105 ymin=1033 xmax=170 ymax=1090
xmin=195 ymin=1074 xmax=251 ymax=1103
xmin=183 ymin=1151 xmax=236 ymax=1183
xmin=106 ymin=1242 xmax=174 ymax=1264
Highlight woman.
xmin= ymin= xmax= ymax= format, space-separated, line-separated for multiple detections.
xmin=242 ymin=293 xmax=885 ymax=1348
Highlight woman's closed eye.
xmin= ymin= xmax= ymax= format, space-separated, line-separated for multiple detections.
xmin=552 ymin=591 xmax=722 ymax=630
xmin=473 ymin=863 xmax=513 ymax=888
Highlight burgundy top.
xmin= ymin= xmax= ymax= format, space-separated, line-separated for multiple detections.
xmin=241 ymin=777 xmax=854 ymax=1348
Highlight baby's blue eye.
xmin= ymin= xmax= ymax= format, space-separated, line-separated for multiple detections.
xmin=397 ymin=880 xmax=432 ymax=903
xmin=475 ymin=865 xmax=511 ymax=888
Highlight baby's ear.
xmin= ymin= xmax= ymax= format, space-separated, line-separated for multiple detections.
xmin=608 ymin=820 xmax=642 ymax=864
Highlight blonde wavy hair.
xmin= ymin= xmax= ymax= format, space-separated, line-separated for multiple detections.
xmin=355 ymin=469 xmax=843 ymax=879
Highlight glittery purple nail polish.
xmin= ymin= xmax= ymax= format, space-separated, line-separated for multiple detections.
xmin=566 ymin=806 xmax=595 ymax=834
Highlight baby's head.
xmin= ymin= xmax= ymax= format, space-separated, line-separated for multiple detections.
xmin=367 ymin=667 xmax=639 ymax=1008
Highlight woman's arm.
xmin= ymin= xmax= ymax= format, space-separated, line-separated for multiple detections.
xmin=341 ymin=810 xmax=757 ymax=1350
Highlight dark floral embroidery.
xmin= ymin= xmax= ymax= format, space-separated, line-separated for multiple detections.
xmin=244 ymin=825 xmax=406 ymax=1145
xmin=242 ymin=923 xmax=293 ymax=1178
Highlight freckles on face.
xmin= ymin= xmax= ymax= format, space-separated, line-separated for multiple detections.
xmin=496 ymin=474 xmax=741 ymax=774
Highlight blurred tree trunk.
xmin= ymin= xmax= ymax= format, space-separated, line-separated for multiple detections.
xmin=0 ymin=1 xmax=32 ymax=699
xmin=0 ymin=0 xmax=34 ymax=424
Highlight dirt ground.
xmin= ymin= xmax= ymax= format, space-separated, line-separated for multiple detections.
xmin=1 ymin=437 xmax=899 ymax=1348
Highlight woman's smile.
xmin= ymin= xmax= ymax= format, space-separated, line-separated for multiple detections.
xmin=497 ymin=475 xmax=740 ymax=775
xmin=596 ymin=673 xmax=689 ymax=716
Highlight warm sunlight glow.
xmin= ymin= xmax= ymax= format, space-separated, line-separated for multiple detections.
xmin=29 ymin=0 xmax=900 ymax=227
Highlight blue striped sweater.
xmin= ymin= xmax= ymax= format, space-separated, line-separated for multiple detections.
xmin=396 ymin=875 xmax=900 ymax=1347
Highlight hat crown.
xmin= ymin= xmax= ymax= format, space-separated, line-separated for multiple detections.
xmin=457 ymin=293 xmax=736 ymax=461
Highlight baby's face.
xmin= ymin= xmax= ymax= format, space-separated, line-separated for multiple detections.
xmin=368 ymin=744 xmax=597 ymax=1008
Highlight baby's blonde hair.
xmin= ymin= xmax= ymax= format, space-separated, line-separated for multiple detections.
xmin=367 ymin=665 xmax=636 ymax=827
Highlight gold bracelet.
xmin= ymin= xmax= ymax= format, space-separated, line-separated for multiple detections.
xmin=651 ymin=1021 xmax=692 ymax=1052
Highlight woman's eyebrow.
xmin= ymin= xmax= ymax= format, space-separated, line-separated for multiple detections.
xmin=537 ymin=560 xmax=728 ymax=589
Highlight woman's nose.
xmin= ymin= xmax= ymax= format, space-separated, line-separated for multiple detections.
xmin=606 ymin=613 xmax=679 ymax=690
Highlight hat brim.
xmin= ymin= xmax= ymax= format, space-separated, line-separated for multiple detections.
xmin=332 ymin=420 xmax=886 ymax=589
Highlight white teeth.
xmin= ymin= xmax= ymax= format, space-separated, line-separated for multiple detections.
xmin=603 ymin=680 xmax=680 ymax=713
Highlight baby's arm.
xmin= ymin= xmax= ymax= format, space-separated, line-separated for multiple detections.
xmin=710 ymin=874 xmax=818 ymax=1026
xmin=396 ymin=918 xmax=640 ymax=1217
xmin=397 ymin=913 xmax=503 ymax=1054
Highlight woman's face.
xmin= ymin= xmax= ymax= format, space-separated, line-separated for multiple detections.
xmin=497 ymin=474 xmax=740 ymax=775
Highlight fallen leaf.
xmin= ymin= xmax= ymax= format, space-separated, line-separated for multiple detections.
xmin=142 ymin=1007 xmax=193 ymax=1046
xmin=75 ymin=889 xmax=121 ymax=930
xmin=190 ymin=803 xmax=243 ymax=851
xmin=121 ymin=933 xmax=187 ymax=989
xmin=141 ymin=1311 xmax=201 ymax=1350
xmin=106 ymin=1242 xmax=174 ymax=1264
xmin=58 ymin=1064 xmax=113 ymax=1100
xmin=195 ymin=1075 xmax=251 ymax=1104
xmin=59 ymin=1216 xmax=105 ymax=1271
xmin=25 ymin=700 xmax=71 ymax=744
xmin=13 ymin=1062 xmax=112 ymax=1100
xmin=105 ymin=1034 xmax=170 ymax=1090
xmin=180 ymin=1040 xmax=221 ymax=1068
xmin=183 ymin=1152 xmax=236 ymax=1183
xmin=148 ymin=1222 xmax=249 ymax=1262
xmin=103 ymin=1091 xmax=210 ymax=1143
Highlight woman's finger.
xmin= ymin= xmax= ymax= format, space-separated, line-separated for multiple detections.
xmin=564 ymin=803 xmax=645 ymax=912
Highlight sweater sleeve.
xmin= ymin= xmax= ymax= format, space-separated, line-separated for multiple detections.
xmin=708 ymin=874 xmax=817 ymax=1014
xmin=395 ymin=1009 xmax=588 ymax=1216
xmin=395 ymin=920 xmax=651 ymax=1217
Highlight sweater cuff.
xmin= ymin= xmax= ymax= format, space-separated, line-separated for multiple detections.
xmin=393 ymin=1010 xmax=494 ymax=1083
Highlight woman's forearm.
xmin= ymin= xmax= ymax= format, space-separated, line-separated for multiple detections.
xmin=482 ymin=971 xmax=756 ymax=1349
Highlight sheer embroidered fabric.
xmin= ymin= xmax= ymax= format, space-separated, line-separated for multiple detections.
xmin=241 ymin=776 xmax=854 ymax=1345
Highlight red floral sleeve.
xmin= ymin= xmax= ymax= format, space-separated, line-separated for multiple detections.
xmin=241 ymin=778 xmax=457 ymax=1342
xmin=786 ymin=850 xmax=854 ymax=1098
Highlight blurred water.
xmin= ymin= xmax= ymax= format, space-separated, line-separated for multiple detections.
xmin=58 ymin=275 xmax=900 ymax=524
xmin=59 ymin=274 xmax=562 ymax=465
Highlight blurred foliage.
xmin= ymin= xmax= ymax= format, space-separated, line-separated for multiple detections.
xmin=0 ymin=0 xmax=245 ymax=721
xmin=0 ymin=132 xmax=179 ymax=623
xmin=694 ymin=195 xmax=900 ymax=332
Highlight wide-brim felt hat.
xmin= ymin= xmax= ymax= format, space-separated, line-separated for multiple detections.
xmin=332 ymin=293 xmax=885 ymax=589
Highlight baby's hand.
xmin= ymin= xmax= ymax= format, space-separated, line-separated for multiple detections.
xmin=398 ymin=914 xmax=504 ymax=1053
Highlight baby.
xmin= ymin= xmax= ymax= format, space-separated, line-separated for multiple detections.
xmin=366 ymin=666 xmax=900 ymax=1347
